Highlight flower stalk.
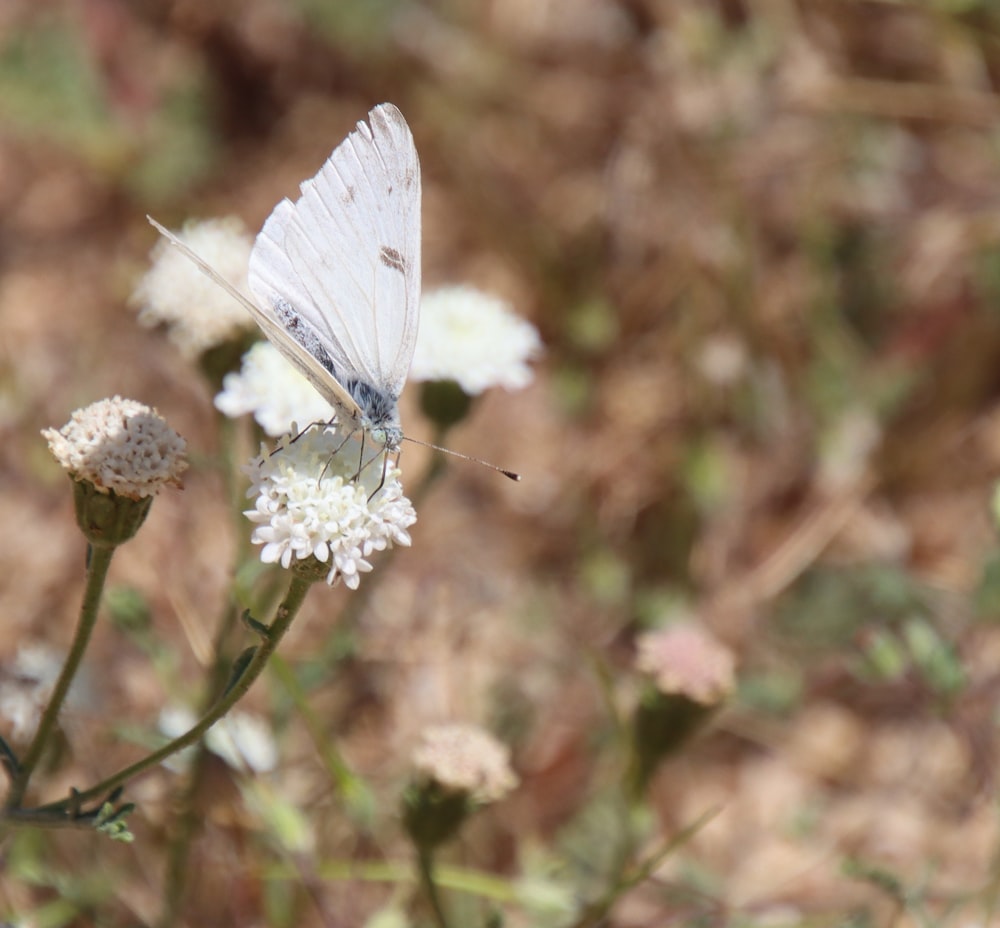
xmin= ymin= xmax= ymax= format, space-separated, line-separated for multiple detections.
xmin=15 ymin=572 xmax=315 ymax=823
xmin=416 ymin=843 xmax=453 ymax=928
xmin=4 ymin=542 xmax=116 ymax=809
xmin=159 ymin=599 xmax=248 ymax=928
xmin=625 ymin=623 xmax=735 ymax=799
xmin=402 ymin=723 xmax=518 ymax=927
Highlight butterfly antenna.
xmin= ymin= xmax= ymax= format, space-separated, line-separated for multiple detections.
xmin=402 ymin=436 xmax=521 ymax=481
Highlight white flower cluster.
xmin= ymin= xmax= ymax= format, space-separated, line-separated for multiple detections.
xmin=133 ymin=218 xmax=256 ymax=358
xmin=412 ymin=723 xmax=518 ymax=804
xmin=42 ymin=396 xmax=188 ymax=499
xmin=215 ymin=341 xmax=336 ymax=437
xmin=244 ymin=427 xmax=416 ymax=589
xmin=409 ymin=285 xmax=542 ymax=394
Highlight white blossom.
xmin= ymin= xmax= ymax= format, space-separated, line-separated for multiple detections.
xmin=410 ymin=286 xmax=542 ymax=394
xmin=205 ymin=712 xmax=278 ymax=774
xmin=412 ymin=723 xmax=518 ymax=804
xmin=133 ymin=217 xmax=255 ymax=358
xmin=215 ymin=341 xmax=336 ymax=437
xmin=158 ymin=707 xmax=278 ymax=774
xmin=244 ymin=427 xmax=416 ymax=589
xmin=695 ymin=333 xmax=748 ymax=386
xmin=0 ymin=644 xmax=83 ymax=741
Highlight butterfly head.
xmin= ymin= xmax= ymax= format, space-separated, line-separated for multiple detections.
xmin=369 ymin=424 xmax=403 ymax=452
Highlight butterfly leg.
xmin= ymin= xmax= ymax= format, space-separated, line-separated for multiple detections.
xmin=367 ymin=448 xmax=390 ymax=502
xmin=269 ymin=418 xmax=338 ymax=459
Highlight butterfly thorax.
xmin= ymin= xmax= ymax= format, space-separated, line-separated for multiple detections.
xmin=346 ymin=378 xmax=403 ymax=450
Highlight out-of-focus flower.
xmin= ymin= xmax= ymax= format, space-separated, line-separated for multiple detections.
xmin=695 ymin=333 xmax=748 ymax=386
xmin=411 ymin=723 xmax=518 ymax=804
xmin=132 ymin=218 xmax=255 ymax=359
xmin=43 ymin=396 xmax=188 ymax=500
xmin=403 ymin=722 xmax=518 ymax=851
xmin=635 ymin=622 xmax=735 ymax=706
xmin=215 ymin=341 xmax=336 ymax=437
xmin=158 ymin=707 xmax=278 ymax=775
xmin=629 ymin=622 xmax=736 ymax=796
xmin=157 ymin=705 xmax=199 ymax=773
xmin=818 ymin=407 xmax=881 ymax=492
xmin=409 ymin=286 xmax=542 ymax=394
xmin=0 ymin=644 xmax=83 ymax=742
xmin=244 ymin=428 xmax=416 ymax=589
xmin=205 ymin=711 xmax=279 ymax=774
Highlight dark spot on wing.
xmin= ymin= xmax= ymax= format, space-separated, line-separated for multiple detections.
xmin=341 ymin=184 xmax=356 ymax=205
xmin=379 ymin=246 xmax=406 ymax=273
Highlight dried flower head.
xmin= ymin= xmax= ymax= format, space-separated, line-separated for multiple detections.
xmin=244 ymin=427 xmax=416 ymax=589
xmin=629 ymin=623 xmax=736 ymax=796
xmin=133 ymin=217 xmax=256 ymax=358
xmin=409 ymin=285 xmax=542 ymax=394
xmin=635 ymin=622 xmax=736 ymax=706
xmin=43 ymin=396 xmax=188 ymax=500
xmin=412 ymin=723 xmax=518 ymax=804
xmin=215 ymin=340 xmax=336 ymax=437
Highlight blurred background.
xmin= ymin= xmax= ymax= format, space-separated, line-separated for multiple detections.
xmin=4 ymin=0 xmax=1000 ymax=925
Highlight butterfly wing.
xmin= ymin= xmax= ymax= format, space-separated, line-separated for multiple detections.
xmin=248 ymin=103 xmax=421 ymax=401
xmin=147 ymin=217 xmax=363 ymax=429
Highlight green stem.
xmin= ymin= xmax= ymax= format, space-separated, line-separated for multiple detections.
xmin=268 ymin=654 xmax=364 ymax=805
xmin=5 ymin=543 xmax=116 ymax=808
xmin=159 ymin=411 xmax=262 ymax=928
xmin=26 ymin=573 xmax=315 ymax=819
xmin=157 ymin=745 xmax=210 ymax=928
xmin=158 ymin=601 xmax=244 ymax=928
xmin=571 ymin=806 xmax=720 ymax=928
xmin=319 ymin=434 xmax=447 ymax=666
xmin=262 ymin=858 xmax=516 ymax=902
xmin=417 ymin=844 xmax=452 ymax=928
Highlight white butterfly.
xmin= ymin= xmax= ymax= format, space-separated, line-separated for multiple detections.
xmin=149 ymin=102 xmax=421 ymax=453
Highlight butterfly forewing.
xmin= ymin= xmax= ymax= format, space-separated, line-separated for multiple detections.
xmin=248 ymin=102 xmax=421 ymax=401
xmin=146 ymin=218 xmax=364 ymax=431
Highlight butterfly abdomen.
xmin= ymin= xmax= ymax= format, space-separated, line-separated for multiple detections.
xmin=273 ymin=298 xmax=338 ymax=375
